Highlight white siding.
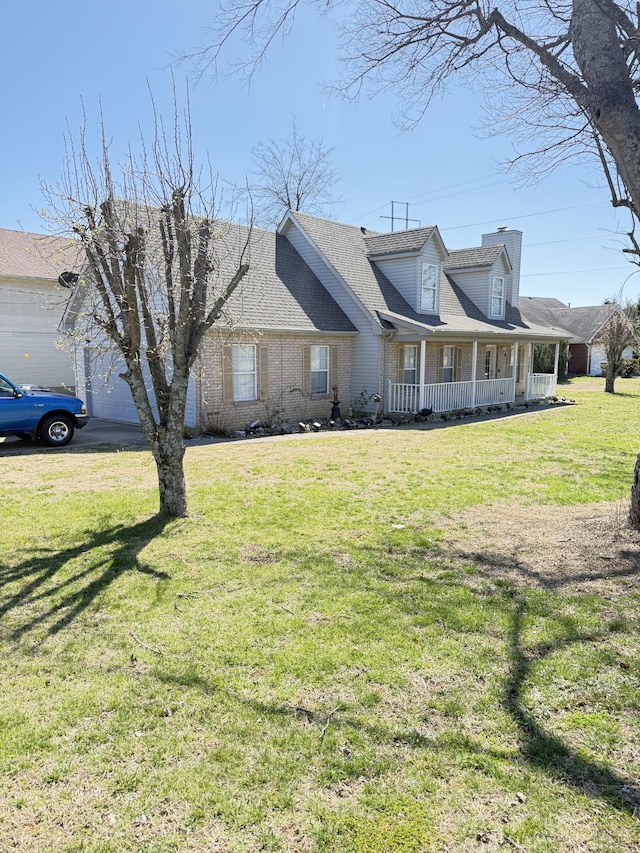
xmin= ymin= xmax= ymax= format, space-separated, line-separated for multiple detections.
xmin=375 ymin=238 xmax=443 ymax=314
xmin=482 ymin=229 xmax=522 ymax=308
xmin=284 ymin=227 xmax=374 ymax=329
xmin=449 ymin=254 xmax=511 ymax=318
xmin=374 ymin=256 xmax=417 ymax=307
xmin=448 ymin=268 xmax=491 ymax=315
xmin=0 ymin=279 xmax=75 ymax=389
xmin=350 ymin=333 xmax=382 ymax=412
xmin=284 ymin=224 xmax=383 ymax=409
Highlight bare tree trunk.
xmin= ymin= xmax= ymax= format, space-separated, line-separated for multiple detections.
xmin=604 ymin=363 xmax=617 ymax=393
xmin=126 ymin=365 xmax=191 ymax=517
xmin=153 ymin=439 xmax=187 ymax=517
xmin=629 ymin=454 xmax=640 ymax=529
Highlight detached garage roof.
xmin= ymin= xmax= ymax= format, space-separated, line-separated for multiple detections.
xmin=0 ymin=228 xmax=81 ymax=282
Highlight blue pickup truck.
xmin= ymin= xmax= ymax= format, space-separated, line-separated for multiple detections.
xmin=0 ymin=372 xmax=88 ymax=447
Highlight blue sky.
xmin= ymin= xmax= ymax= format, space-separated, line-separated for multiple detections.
xmin=1 ymin=1 xmax=637 ymax=306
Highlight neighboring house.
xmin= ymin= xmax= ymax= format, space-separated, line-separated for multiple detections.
xmin=519 ymin=296 xmax=635 ymax=375
xmin=64 ymin=213 xmax=569 ymax=432
xmin=0 ymin=228 xmax=80 ymax=392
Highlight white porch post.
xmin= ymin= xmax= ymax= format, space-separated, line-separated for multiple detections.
xmin=471 ymin=340 xmax=478 ymax=407
xmin=512 ymin=342 xmax=519 ymax=400
xmin=418 ymin=338 xmax=426 ymax=410
xmin=552 ymin=341 xmax=560 ymax=395
xmin=525 ymin=342 xmax=533 ymax=400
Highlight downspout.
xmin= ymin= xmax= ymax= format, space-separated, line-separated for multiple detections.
xmin=381 ymin=330 xmax=393 ymax=413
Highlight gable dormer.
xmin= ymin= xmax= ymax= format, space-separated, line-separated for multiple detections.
xmin=443 ymin=244 xmax=512 ymax=321
xmin=364 ymin=226 xmax=447 ymax=316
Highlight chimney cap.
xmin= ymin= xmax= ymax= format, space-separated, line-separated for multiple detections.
xmin=497 ymin=226 xmax=507 ymax=232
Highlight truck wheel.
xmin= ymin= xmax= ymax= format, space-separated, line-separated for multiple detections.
xmin=40 ymin=415 xmax=74 ymax=447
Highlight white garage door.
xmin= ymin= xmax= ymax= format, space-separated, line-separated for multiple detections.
xmin=84 ymin=350 xmax=196 ymax=427
xmin=589 ymin=345 xmax=606 ymax=376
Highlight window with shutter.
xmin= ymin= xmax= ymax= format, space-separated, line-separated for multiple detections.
xmin=310 ymin=345 xmax=329 ymax=394
xmin=402 ymin=345 xmax=417 ymax=384
xmin=224 ymin=344 xmax=257 ymax=402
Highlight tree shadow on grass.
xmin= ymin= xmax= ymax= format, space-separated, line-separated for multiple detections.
xmin=421 ymin=539 xmax=640 ymax=817
xmin=154 ymin=538 xmax=640 ymax=819
xmin=500 ymin=590 xmax=639 ymax=816
xmin=0 ymin=515 xmax=170 ymax=642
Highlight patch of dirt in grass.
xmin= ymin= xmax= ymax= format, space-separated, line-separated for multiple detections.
xmin=436 ymin=500 xmax=640 ymax=596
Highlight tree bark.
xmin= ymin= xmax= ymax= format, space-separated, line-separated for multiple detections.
xmin=571 ymin=0 xmax=640 ymax=216
xmin=604 ymin=363 xmax=617 ymax=393
xmin=154 ymin=440 xmax=188 ymax=518
xmin=629 ymin=454 xmax=640 ymax=529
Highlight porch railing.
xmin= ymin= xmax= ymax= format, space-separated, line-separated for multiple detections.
xmin=387 ymin=377 xmax=515 ymax=414
xmin=388 ymin=374 xmax=558 ymax=414
xmin=526 ymin=373 xmax=557 ymax=399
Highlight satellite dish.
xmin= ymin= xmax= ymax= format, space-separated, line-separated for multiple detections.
xmin=58 ymin=271 xmax=79 ymax=289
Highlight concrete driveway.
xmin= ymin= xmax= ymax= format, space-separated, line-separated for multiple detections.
xmin=0 ymin=418 xmax=148 ymax=453
xmin=0 ymin=418 xmax=229 ymax=454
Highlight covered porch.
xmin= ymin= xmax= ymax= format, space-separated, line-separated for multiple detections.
xmin=386 ymin=338 xmax=560 ymax=415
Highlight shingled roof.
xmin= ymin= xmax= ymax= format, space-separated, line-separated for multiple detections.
xmin=64 ymin=219 xmax=356 ymax=336
xmin=288 ymin=211 xmax=567 ymax=340
xmin=364 ymin=226 xmax=439 ymax=257
xmin=0 ymin=228 xmax=81 ymax=281
xmin=444 ymin=245 xmax=506 ymax=271
xmin=221 ymin=226 xmax=357 ymax=333
xmin=519 ymin=297 xmax=619 ymax=344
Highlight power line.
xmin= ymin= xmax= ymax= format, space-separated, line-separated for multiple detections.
xmin=349 ymin=172 xmax=507 ymax=224
xmin=521 ymin=264 xmax=630 ymax=277
xmin=441 ymin=199 xmax=608 ymax=232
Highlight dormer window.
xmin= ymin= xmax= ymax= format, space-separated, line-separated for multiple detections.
xmin=490 ymin=276 xmax=505 ymax=318
xmin=421 ymin=262 xmax=439 ymax=312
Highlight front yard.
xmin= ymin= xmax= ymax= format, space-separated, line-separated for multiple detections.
xmin=1 ymin=378 xmax=639 ymax=852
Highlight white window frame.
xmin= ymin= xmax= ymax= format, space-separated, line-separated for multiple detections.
xmin=490 ymin=276 xmax=505 ymax=318
xmin=484 ymin=344 xmax=497 ymax=380
xmin=420 ymin=263 xmax=439 ymax=313
xmin=403 ymin=345 xmax=417 ymax=385
xmin=232 ymin=344 xmax=257 ymax=402
xmin=310 ymin=345 xmax=329 ymax=395
xmin=442 ymin=345 xmax=455 ymax=383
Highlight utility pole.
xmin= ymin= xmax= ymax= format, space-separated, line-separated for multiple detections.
xmin=381 ymin=201 xmax=420 ymax=232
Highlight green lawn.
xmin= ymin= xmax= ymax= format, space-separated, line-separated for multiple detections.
xmin=1 ymin=378 xmax=639 ymax=852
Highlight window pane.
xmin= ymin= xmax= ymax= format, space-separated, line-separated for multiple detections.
xmin=310 ymin=345 xmax=329 ymax=394
xmin=232 ymin=344 xmax=256 ymax=401
xmin=234 ymin=373 xmax=256 ymax=401
xmin=421 ymin=264 xmax=438 ymax=311
xmin=491 ymin=277 xmax=505 ymax=316
xmin=233 ymin=345 xmax=256 ymax=372
xmin=311 ymin=371 xmax=328 ymax=394
xmin=311 ymin=346 xmax=328 ymax=371
xmin=403 ymin=345 xmax=417 ymax=384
